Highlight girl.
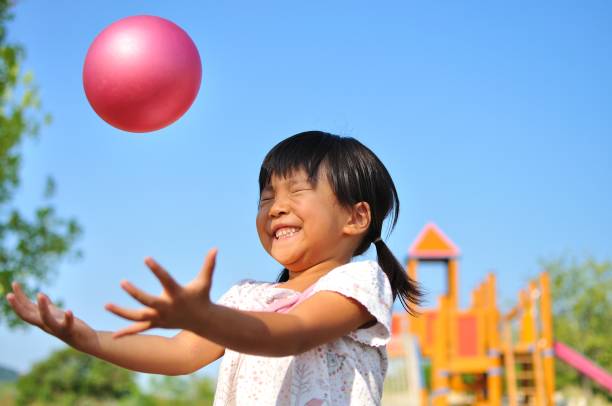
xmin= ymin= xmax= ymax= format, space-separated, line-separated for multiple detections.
xmin=6 ymin=131 xmax=421 ymax=405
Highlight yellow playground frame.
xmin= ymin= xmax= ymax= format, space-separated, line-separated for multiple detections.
xmin=383 ymin=223 xmax=556 ymax=406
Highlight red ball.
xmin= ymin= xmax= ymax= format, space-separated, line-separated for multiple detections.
xmin=83 ymin=15 xmax=202 ymax=133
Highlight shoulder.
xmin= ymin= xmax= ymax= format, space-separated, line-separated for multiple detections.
xmin=319 ymin=261 xmax=391 ymax=292
xmin=309 ymin=260 xmax=394 ymax=347
xmin=313 ymin=260 xmax=393 ymax=313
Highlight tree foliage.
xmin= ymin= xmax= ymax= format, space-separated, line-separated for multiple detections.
xmin=0 ymin=0 xmax=82 ymax=328
xmin=142 ymin=374 xmax=216 ymax=405
xmin=4 ymin=349 xmax=217 ymax=406
xmin=541 ymin=255 xmax=612 ymax=396
xmin=15 ymin=347 xmax=137 ymax=405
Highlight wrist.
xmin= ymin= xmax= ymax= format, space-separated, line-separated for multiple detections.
xmin=185 ymin=302 xmax=216 ymax=337
xmin=71 ymin=329 xmax=103 ymax=356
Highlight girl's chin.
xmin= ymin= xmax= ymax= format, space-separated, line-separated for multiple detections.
xmin=270 ymin=248 xmax=304 ymax=268
xmin=272 ymin=253 xmax=301 ymax=268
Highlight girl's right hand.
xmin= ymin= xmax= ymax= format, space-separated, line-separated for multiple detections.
xmin=6 ymin=282 xmax=98 ymax=353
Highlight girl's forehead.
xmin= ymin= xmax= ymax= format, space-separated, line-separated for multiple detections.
xmin=263 ymin=167 xmax=326 ymax=189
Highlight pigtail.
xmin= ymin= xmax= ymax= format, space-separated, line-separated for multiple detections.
xmin=276 ymin=268 xmax=290 ymax=283
xmin=374 ymin=239 xmax=423 ymax=316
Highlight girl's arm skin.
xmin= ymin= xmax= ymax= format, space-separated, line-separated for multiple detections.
xmin=188 ymin=290 xmax=375 ymax=357
xmin=106 ymin=249 xmax=375 ymax=357
xmin=6 ymin=283 xmax=224 ymax=375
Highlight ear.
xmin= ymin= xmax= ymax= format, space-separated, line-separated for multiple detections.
xmin=343 ymin=201 xmax=371 ymax=237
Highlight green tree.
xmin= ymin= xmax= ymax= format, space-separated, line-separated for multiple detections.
xmin=0 ymin=0 xmax=82 ymax=328
xmin=541 ymin=255 xmax=612 ymax=398
xmin=144 ymin=374 xmax=215 ymax=405
xmin=16 ymin=347 xmax=138 ymax=405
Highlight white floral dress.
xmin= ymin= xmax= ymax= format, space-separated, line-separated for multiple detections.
xmin=213 ymin=260 xmax=393 ymax=406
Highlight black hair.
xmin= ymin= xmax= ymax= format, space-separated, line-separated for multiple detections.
xmin=259 ymin=130 xmax=422 ymax=314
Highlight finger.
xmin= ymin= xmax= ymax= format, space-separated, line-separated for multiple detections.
xmin=63 ymin=309 xmax=74 ymax=331
xmin=6 ymin=293 xmax=23 ymax=315
xmin=112 ymin=321 xmax=152 ymax=339
xmin=12 ymin=282 xmax=36 ymax=311
xmin=6 ymin=292 xmax=39 ymax=325
xmin=105 ymin=303 xmax=158 ymax=322
xmin=37 ymin=294 xmax=63 ymax=333
xmin=144 ymin=257 xmax=180 ymax=295
xmin=196 ymin=248 xmax=218 ymax=288
xmin=14 ymin=286 xmax=41 ymax=322
xmin=120 ymin=280 xmax=163 ymax=308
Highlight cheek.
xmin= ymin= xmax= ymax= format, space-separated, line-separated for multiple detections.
xmin=255 ymin=214 xmax=266 ymax=237
xmin=303 ymin=204 xmax=335 ymax=231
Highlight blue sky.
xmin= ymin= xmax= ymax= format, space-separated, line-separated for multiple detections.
xmin=2 ymin=1 xmax=611 ymax=381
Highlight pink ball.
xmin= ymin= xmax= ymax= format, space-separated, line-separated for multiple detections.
xmin=83 ymin=15 xmax=202 ymax=133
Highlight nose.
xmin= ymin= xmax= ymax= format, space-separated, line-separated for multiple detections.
xmin=269 ymin=196 xmax=289 ymax=218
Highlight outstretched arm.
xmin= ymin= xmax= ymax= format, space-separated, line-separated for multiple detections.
xmin=106 ymin=249 xmax=375 ymax=357
xmin=88 ymin=329 xmax=224 ymax=375
xmin=6 ymin=283 xmax=224 ymax=375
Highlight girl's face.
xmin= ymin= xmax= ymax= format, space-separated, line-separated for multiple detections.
xmin=256 ymin=168 xmax=353 ymax=272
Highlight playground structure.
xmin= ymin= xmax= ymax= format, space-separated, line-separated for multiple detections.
xmin=381 ymin=223 xmax=612 ymax=406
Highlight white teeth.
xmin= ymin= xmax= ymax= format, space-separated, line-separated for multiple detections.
xmin=275 ymin=227 xmax=300 ymax=239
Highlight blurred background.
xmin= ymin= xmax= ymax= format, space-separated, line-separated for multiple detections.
xmin=0 ymin=0 xmax=610 ymax=404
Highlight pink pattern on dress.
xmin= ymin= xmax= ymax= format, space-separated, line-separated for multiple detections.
xmin=304 ymin=398 xmax=326 ymax=406
xmin=263 ymin=284 xmax=316 ymax=313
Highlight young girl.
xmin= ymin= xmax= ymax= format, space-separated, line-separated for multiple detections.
xmin=6 ymin=131 xmax=421 ymax=405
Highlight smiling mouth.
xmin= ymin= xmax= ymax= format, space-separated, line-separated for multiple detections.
xmin=274 ymin=227 xmax=301 ymax=240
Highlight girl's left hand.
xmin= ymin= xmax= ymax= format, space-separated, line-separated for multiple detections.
xmin=105 ymin=248 xmax=218 ymax=339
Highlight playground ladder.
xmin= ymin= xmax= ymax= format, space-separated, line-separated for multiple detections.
xmin=501 ymin=272 xmax=555 ymax=406
xmin=510 ymin=347 xmax=547 ymax=406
